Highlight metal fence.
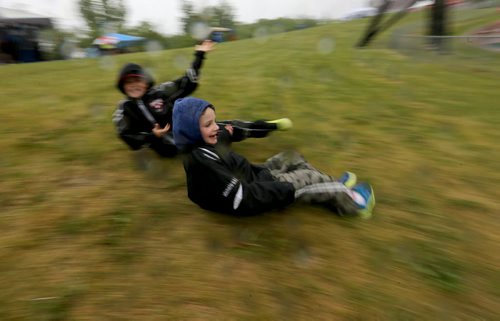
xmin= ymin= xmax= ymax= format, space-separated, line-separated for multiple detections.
xmin=386 ymin=7 xmax=500 ymax=63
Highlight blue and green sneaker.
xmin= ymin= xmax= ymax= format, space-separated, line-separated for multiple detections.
xmin=339 ymin=171 xmax=357 ymax=189
xmin=351 ymin=182 xmax=375 ymax=219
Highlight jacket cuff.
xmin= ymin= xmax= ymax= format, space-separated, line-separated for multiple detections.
xmin=194 ymin=51 xmax=206 ymax=59
xmin=145 ymin=132 xmax=159 ymax=143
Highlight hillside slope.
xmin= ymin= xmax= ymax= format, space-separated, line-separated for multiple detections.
xmin=0 ymin=8 xmax=499 ymax=321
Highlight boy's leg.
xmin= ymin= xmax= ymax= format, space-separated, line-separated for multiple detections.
xmin=264 ymin=150 xmax=315 ymax=173
xmin=295 ymin=182 xmax=375 ymax=218
xmin=264 ymin=151 xmax=357 ymax=189
xmin=294 ymin=182 xmax=363 ymax=216
xmin=264 ymin=151 xmax=336 ymax=189
xmin=273 ymin=169 xmax=333 ymax=190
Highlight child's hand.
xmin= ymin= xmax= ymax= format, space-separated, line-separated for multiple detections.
xmin=152 ymin=123 xmax=171 ymax=137
xmin=224 ymin=124 xmax=234 ymax=135
xmin=195 ymin=40 xmax=215 ymax=53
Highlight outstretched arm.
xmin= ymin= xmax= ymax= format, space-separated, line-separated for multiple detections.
xmin=159 ymin=40 xmax=216 ymax=104
xmin=195 ymin=39 xmax=216 ymax=53
xmin=186 ymin=40 xmax=215 ymax=81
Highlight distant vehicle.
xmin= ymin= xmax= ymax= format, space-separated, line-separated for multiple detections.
xmin=338 ymin=7 xmax=377 ymax=21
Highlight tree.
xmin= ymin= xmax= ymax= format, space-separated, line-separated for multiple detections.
xmin=180 ymin=1 xmax=201 ymax=34
xmin=123 ymin=22 xmax=169 ymax=49
xmin=38 ymin=28 xmax=78 ymax=60
xmin=78 ymin=0 xmax=127 ymax=39
xmin=202 ymin=1 xmax=236 ymax=29
xmin=180 ymin=0 xmax=236 ymax=35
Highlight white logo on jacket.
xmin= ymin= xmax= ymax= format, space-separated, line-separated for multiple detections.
xmin=223 ymin=177 xmax=239 ymax=197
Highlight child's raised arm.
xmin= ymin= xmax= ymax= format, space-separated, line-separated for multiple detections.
xmin=195 ymin=40 xmax=215 ymax=53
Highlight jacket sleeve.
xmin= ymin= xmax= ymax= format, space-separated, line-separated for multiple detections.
xmin=188 ymin=149 xmax=295 ymax=216
xmin=112 ymin=101 xmax=157 ymax=150
xmin=158 ymin=51 xmax=206 ymax=104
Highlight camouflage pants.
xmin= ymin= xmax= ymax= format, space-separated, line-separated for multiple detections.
xmin=263 ymin=150 xmax=334 ymax=189
xmin=263 ymin=151 xmax=359 ymax=216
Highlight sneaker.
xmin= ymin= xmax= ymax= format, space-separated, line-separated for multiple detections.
xmin=266 ymin=118 xmax=293 ymax=130
xmin=351 ymin=182 xmax=375 ymax=219
xmin=339 ymin=171 xmax=357 ymax=188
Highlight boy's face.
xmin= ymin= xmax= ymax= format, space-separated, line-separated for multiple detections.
xmin=199 ymin=108 xmax=219 ymax=145
xmin=123 ymin=76 xmax=148 ymax=98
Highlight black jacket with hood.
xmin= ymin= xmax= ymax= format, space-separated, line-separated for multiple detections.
xmin=112 ymin=51 xmax=206 ymax=157
xmin=172 ymin=97 xmax=295 ymax=216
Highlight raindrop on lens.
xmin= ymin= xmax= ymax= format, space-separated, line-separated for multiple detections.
xmin=101 ymin=22 xmax=116 ymax=35
xmin=317 ymin=38 xmax=335 ymax=54
xmin=60 ymin=38 xmax=75 ymax=59
xmin=270 ymin=23 xmax=285 ymax=35
xmin=293 ymin=245 xmax=312 ymax=268
xmin=190 ymin=22 xmax=211 ymax=41
xmin=173 ymin=55 xmax=189 ymax=71
xmin=99 ymin=55 xmax=116 ymax=70
xmin=144 ymin=67 xmax=156 ymax=81
xmin=253 ymin=27 xmax=269 ymax=44
xmin=146 ymin=40 xmax=163 ymax=56
xmin=89 ymin=103 xmax=104 ymax=117
xmin=279 ymin=75 xmax=293 ymax=88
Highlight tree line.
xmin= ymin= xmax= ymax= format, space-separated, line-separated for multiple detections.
xmin=39 ymin=0 xmax=320 ymax=59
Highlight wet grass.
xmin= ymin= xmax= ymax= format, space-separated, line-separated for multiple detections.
xmin=1 ymin=7 xmax=499 ymax=321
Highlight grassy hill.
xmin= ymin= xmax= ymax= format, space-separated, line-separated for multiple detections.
xmin=1 ymin=7 xmax=499 ymax=321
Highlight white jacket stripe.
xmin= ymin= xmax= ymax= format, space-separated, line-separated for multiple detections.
xmin=199 ymin=148 xmax=220 ymax=161
xmin=233 ymin=184 xmax=243 ymax=210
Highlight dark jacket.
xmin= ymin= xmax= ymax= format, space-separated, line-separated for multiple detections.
xmin=173 ymin=97 xmax=295 ymax=216
xmin=112 ymin=51 xmax=206 ymax=157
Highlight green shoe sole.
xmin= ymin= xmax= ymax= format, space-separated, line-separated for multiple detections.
xmin=357 ymin=185 xmax=375 ymax=219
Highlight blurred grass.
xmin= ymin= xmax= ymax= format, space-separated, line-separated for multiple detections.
xmin=1 ymin=7 xmax=499 ymax=321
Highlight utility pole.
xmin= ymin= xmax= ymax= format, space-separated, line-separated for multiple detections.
xmin=429 ymin=0 xmax=448 ymax=50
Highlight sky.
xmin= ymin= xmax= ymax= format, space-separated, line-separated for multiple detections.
xmin=0 ymin=0 xmax=370 ymax=35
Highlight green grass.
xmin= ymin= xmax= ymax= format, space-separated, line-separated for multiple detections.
xmin=1 ymin=8 xmax=499 ymax=320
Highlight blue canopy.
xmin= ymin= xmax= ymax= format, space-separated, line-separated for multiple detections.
xmin=93 ymin=33 xmax=145 ymax=49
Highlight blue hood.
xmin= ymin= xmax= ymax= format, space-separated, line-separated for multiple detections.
xmin=173 ymin=97 xmax=213 ymax=151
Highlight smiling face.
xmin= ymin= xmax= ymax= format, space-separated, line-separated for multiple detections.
xmin=123 ymin=76 xmax=148 ymax=98
xmin=199 ymin=107 xmax=219 ymax=145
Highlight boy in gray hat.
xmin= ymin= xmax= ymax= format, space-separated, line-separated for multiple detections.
xmin=113 ymin=40 xmax=289 ymax=157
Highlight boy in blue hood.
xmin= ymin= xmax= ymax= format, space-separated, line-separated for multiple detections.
xmin=173 ymin=97 xmax=375 ymax=218
xmin=113 ymin=40 xmax=288 ymax=157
